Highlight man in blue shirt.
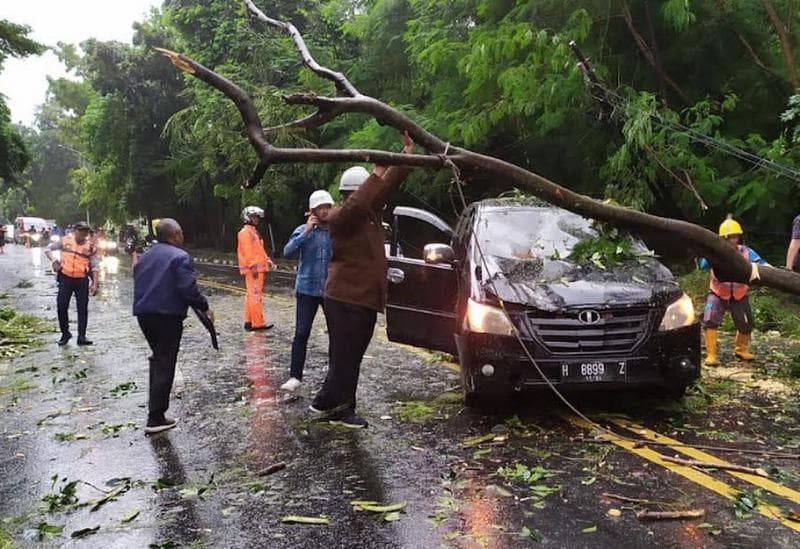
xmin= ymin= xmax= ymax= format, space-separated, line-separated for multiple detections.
xmin=280 ymin=190 xmax=334 ymax=392
xmin=133 ymin=219 xmax=213 ymax=433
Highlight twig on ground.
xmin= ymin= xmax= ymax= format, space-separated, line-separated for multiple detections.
xmin=660 ymin=455 xmax=769 ymax=477
xmin=636 ymin=509 xmax=705 ymax=520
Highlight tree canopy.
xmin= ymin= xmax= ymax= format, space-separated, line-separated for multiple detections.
xmin=6 ymin=1 xmax=800 ymax=257
xmin=0 ymin=19 xmax=44 ymax=206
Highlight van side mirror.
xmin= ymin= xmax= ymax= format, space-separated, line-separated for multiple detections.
xmin=424 ymin=243 xmax=455 ymax=265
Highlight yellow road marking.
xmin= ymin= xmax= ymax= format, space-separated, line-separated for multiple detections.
xmin=120 ymin=263 xmax=250 ymax=295
xmin=564 ymin=414 xmax=800 ymax=532
xmin=197 ymin=278 xmax=246 ymax=294
xmin=609 ymin=418 xmax=800 ymax=506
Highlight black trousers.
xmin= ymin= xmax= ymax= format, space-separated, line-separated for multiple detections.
xmin=312 ymin=298 xmax=377 ymax=412
xmin=138 ymin=314 xmax=184 ymax=421
xmin=57 ymin=274 xmax=89 ymax=338
xmin=289 ymin=293 xmax=325 ymax=380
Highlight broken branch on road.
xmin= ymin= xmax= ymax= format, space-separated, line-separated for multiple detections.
xmin=660 ymin=455 xmax=770 ymax=477
xmin=636 ymin=509 xmax=706 ymax=520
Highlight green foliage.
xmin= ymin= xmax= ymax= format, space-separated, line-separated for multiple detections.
xmin=0 ymin=20 xmax=44 ymax=189
xmin=733 ymin=489 xmax=761 ymax=519
xmin=569 ymin=226 xmax=637 ymax=268
xmin=0 ymin=306 xmax=52 ymax=358
xmin=42 ymin=475 xmax=79 ymax=513
xmin=10 ymin=0 xmax=800 ymax=257
xmin=0 ymin=20 xmax=45 ymax=67
xmin=497 ymin=463 xmax=557 ymax=484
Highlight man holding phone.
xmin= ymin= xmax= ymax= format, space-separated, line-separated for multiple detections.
xmin=281 ymin=190 xmax=335 ymax=391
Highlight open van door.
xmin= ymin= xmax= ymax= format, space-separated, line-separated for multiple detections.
xmin=385 ymin=207 xmax=458 ymax=355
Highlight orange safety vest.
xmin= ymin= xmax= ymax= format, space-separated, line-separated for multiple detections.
xmin=709 ymin=246 xmax=750 ymax=301
xmin=60 ymin=234 xmax=96 ymax=278
xmin=237 ymin=225 xmax=270 ymax=275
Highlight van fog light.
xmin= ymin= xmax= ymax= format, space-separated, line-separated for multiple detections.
xmin=481 ymin=364 xmax=495 ymax=377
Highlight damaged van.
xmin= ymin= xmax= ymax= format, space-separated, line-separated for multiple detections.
xmin=385 ymin=198 xmax=701 ymax=406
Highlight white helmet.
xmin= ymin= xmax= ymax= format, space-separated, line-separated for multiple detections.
xmin=309 ymin=190 xmax=334 ymax=210
xmin=339 ymin=166 xmax=370 ymax=193
xmin=241 ymin=206 xmax=265 ymax=224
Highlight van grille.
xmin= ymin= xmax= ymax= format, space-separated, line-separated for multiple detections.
xmin=524 ymin=308 xmax=652 ymax=355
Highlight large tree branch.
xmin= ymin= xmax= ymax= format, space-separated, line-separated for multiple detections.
xmin=713 ymin=0 xmax=785 ymax=85
xmin=761 ymin=0 xmax=800 ymax=90
xmin=620 ymin=1 xmax=690 ymax=104
xmin=242 ymin=0 xmax=359 ymax=97
xmin=156 ymin=4 xmax=800 ymax=297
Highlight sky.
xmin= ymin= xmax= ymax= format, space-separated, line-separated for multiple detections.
xmin=0 ymin=0 xmax=162 ymax=127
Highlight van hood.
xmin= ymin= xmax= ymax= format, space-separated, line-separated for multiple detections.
xmin=482 ymin=256 xmax=681 ymax=311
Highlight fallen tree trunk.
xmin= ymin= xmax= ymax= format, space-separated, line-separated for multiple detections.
xmin=156 ymin=0 xmax=800 ymax=297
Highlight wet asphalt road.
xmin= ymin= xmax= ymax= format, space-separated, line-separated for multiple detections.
xmin=1 ymin=244 xmax=799 ymax=548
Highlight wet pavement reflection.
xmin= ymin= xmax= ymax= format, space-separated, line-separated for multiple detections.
xmin=1 ymin=244 xmax=799 ymax=548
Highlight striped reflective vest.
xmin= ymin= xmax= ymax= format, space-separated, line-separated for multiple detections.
xmin=60 ymin=235 xmax=96 ymax=278
xmin=709 ymin=246 xmax=751 ymax=301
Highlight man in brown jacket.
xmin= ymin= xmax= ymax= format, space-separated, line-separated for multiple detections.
xmin=310 ymin=132 xmax=414 ymax=428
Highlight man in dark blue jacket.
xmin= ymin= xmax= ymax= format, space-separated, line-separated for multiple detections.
xmin=133 ymin=219 xmax=213 ymax=434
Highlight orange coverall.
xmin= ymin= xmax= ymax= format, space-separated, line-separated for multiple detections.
xmin=237 ymin=224 xmax=271 ymax=328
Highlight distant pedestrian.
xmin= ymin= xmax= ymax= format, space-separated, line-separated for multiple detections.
xmin=280 ymin=190 xmax=334 ymax=392
xmin=237 ymin=206 xmax=275 ymax=331
xmin=0 ymin=225 xmax=6 ymax=254
xmin=133 ymin=218 xmax=213 ymax=434
xmin=45 ymin=221 xmax=99 ymax=346
xmin=699 ymin=216 xmax=768 ymax=366
xmin=785 ymin=213 xmax=800 ymax=272
xmin=310 ymin=131 xmax=414 ymax=428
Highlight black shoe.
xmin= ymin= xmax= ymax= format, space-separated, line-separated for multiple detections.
xmin=244 ymin=322 xmax=252 ymax=331
xmin=249 ymin=323 xmax=274 ymax=331
xmin=308 ymin=402 xmax=348 ymax=419
xmin=76 ymin=337 xmax=93 ymax=346
xmin=329 ymin=411 xmax=368 ymax=429
xmin=57 ymin=334 xmax=72 ymax=346
xmin=144 ymin=417 xmax=177 ymax=434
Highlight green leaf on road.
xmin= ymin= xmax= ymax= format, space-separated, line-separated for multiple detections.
xmin=383 ymin=511 xmax=402 ymax=522
xmin=520 ymin=526 xmax=542 ymax=541
xmin=462 ymin=433 xmax=496 ymax=448
xmin=582 ymin=525 xmax=597 ymax=533
xmin=120 ymin=509 xmax=140 ymax=523
xmin=352 ymin=501 xmax=407 ymax=513
xmin=281 ymin=515 xmax=329 ymax=525
xmin=37 ymin=522 xmax=64 ymax=540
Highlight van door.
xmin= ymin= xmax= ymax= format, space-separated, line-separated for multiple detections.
xmin=385 ymin=207 xmax=458 ymax=354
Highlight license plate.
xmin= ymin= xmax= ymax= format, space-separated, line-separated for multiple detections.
xmin=560 ymin=361 xmax=627 ymax=382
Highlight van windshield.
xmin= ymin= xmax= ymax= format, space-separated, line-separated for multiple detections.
xmin=475 ymin=208 xmax=595 ymax=262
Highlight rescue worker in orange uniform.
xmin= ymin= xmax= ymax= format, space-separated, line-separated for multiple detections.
xmin=237 ymin=206 xmax=275 ymax=331
xmin=698 ymin=216 xmax=768 ymax=366
xmin=45 ymin=221 xmax=100 ymax=346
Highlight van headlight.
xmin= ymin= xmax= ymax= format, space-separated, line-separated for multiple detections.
xmin=659 ymin=293 xmax=696 ymax=331
xmin=466 ymin=299 xmax=515 ymax=336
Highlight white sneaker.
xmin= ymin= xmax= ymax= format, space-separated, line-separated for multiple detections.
xmin=280 ymin=377 xmax=302 ymax=392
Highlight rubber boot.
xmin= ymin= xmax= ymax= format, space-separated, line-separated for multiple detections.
xmin=734 ymin=332 xmax=755 ymax=361
xmin=703 ymin=329 xmax=719 ymax=366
